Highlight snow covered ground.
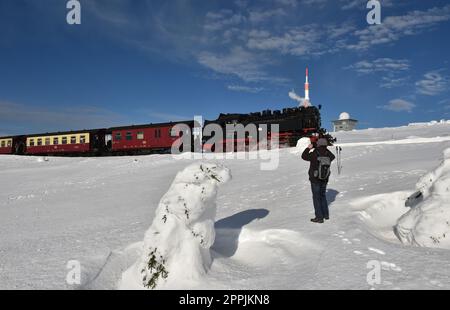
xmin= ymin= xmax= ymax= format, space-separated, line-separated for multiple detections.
xmin=2 ymin=121 xmax=450 ymax=290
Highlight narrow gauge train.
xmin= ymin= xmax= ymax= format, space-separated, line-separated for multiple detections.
xmin=0 ymin=105 xmax=329 ymax=156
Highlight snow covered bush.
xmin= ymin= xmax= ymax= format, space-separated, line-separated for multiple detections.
xmin=395 ymin=148 xmax=450 ymax=248
xmin=120 ymin=163 xmax=231 ymax=289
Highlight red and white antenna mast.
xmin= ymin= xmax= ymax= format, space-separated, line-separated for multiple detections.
xmin=304 ymin=67 xmax=310 ymax=107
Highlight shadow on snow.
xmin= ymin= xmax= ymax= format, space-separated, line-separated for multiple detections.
xmin=212 ymin=209 xmax=270 ymax=258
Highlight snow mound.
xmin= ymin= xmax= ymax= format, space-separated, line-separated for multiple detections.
xmin=79 ymin=242 xmax=143 ymax=290
xmin=395 ymin=148 xmax=450 ymax=248
xmin=408 ymin=120 xmax=450 ymax=126
xmin=290 ymin=137 xmax=311 ymax=155
xmin=119 ymin=163 xmax=231 ymax=289
xmin=351 ymin=192 xmax=411 ymax=243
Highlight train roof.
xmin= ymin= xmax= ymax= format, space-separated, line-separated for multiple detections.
xmin=205 ymin=106 xmax=320 ymax=124
xmin=0 ymin=120 xmax=197 ymax=140
xmin=109 ymin=120 xmax=195 ymax=131
xmin=24 ymin=128 xmax=108 ymax=138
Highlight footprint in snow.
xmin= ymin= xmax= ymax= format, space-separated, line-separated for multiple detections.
xmin=368 ymin=247 xmax=386 ymax=255
xmin=342 ymin=238 xmax=352 ymax=245
xmin=333 ymin=231 xmax=346 ymax=239
xmin=429 ymin=280 xmax=444 ymax=288
xmin=381 ymin=261 xmax=402 ymax=272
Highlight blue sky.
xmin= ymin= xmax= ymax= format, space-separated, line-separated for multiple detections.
xmin=1 ymin=0 xmax=450 ymax=135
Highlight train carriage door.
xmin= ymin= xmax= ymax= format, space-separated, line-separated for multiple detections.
xmin=105 ymin=133 xmax=112 ymax=150
xmin=91 ymin=131 xmax=106 ymax=153
xmin=91 ymin=133 xmax=100 ymax=152
xmin=13 ymin=137 xmax=26 ymax=155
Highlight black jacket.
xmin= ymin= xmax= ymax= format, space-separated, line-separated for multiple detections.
xmin=302 ymin=146 xmax=336 ymax=183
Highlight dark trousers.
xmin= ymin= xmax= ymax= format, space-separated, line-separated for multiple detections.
xmin=311 ymin=181 xmax=329 ymax=220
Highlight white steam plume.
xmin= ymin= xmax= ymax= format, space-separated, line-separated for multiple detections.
xmin=289 ymin=90 xmax=309 ymax=107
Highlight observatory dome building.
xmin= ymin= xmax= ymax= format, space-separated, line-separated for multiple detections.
xmin=332 ymin=112 xmax=358 ymax=132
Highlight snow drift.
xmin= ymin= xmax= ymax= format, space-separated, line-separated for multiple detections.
xmin=395 ymin=148 xmax=450 ymax=248
xmin=119 ymin=163 xmax=231 ymax=289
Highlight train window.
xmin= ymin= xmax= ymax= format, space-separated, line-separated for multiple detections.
xmin=137 ymin=132 xmax=144 ymax=140
xmin=126 ymin=132 xmax=133 ymax=141
xmin=37 ymin=138 xmax=42 ymax=146
xmin=1 ymin=141 xmax=4 ymax=147
xmin=154 ymin=129 xmax=161 ymax=139
xmin=45 ymin=138 xmax=51 ymax=146
xmin=80 ymin=136 xmax=86 ymax=144
xmin=115 ymin=133 xmax=122 ymax=141
xmin=71 ymin=136 xmax=77 ymax=144
xmin=53 ymin=137 xmax=59 ymax=145
xmin=7 ymin=140 xmax=12 ymax=147
xmin=30 ymin=139 xmax=35 ymax=147
xmin=62 ymin=137 xmax=67 ymax=145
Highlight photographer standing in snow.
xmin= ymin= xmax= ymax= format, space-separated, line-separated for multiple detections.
xmin=302 ymin=138 xmax=335 ymax=224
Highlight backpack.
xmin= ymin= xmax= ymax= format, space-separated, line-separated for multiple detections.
xmin=314 ymin=150 xmax=331 ymax=181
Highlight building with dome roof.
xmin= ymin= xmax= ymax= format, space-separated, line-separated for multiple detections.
xmin=332 ymin=112 xmax=358 ymax=132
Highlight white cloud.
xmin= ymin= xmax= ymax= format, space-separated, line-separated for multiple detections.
xmin=380 ymin=76 xmax=410 ymax=89
xmin=227 ymin=85 xmax=264 ymax=93
xmin=416 ymin=71 xmax=449 ymax=96
xmin=247 ymin=24 xmax=328 ymax=56
xmin=198 ymin=47 xmax=270 ymax=82
xmin=326 ymin=23 xmax=357 ymax=39
xmin=346 ymin=58 xmax=410 ymax=74
xmin=340 ymin=0 xmax=396 ymax=10
xmin=379 ymin=99 xmax=416 ymax=112
xmin=302 ymin=0 xmax=328 ymax=7
xmin=276 ymin=0 xmax=299 ymax=7
xmin=249 ymin=8 xmax=287 ymax=24
xmin=347 ymin=4 xmax=450 ymax=50
xmin=346 ymin=58 xmax=411 ymax=89
xmin=204 ymin=10 xmax=246 ymax=32
xmin=199 ymin=2 xmax=449 ymax=87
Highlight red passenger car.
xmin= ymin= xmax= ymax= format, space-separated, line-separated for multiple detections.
xmin=109 ymin=121 xmax=194 ymax=154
